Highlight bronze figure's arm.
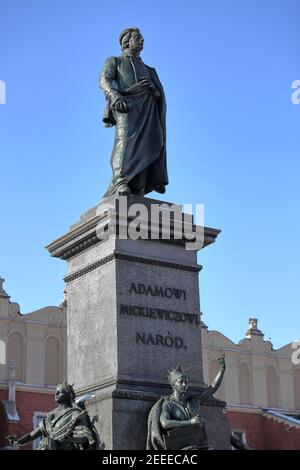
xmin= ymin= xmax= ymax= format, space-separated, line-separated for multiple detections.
xmin=7 ymin=426 xmax=42 ymax=447
xmin=99 ymin=57 xmax=128 ymax=113
xmin=196 ymin=357 xmax=226 ymax=404
xmin=160 ymin=400 xmax=205 ymax=431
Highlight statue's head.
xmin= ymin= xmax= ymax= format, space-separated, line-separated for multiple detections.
xmin=168 ymin=364 xmax=188 ymax=394
xmin=119 ymin=27 xmax=144 ymax=54
xmin=55 ymin=381 xmax=76 ymax=405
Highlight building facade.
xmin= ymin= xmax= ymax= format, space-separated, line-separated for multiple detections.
xmin=0 ymin=277 xmax=67 ymax=449
xmin=1 ymin=276 xmax=299 ymax=449
xmin=202 ymin=318 xmax=300 ymax=449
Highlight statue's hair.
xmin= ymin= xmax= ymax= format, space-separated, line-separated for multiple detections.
xmin=167 ymin=364 xmax=187 ymax=386
xmin=119 ymin=27 xmax=141 ymax=50
xmin=57 ymin=380 xmax=76 ymax=404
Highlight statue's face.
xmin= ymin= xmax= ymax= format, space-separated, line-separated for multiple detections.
xmin=128 ymin=31 xmax=144 ymax=53
xmin=173 ymin=374 xmax=188 ymax=394
xmin=55 ymin=385 xmax=70 ymax=404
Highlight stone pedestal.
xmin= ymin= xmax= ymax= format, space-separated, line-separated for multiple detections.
xmin=46 ymin=195 xmax=231 ymax=449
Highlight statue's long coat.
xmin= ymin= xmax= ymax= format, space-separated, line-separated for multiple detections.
xmin=100 ymin=54 xmax=168 ymax=196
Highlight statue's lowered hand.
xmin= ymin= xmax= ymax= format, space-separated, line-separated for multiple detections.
xmin=6 ymin=433 xmax=31 ymax=447
xmin=6 ymin=435 xmax=18 ymax=446
xmin=113 ymin=98 xmax=128 ymax=113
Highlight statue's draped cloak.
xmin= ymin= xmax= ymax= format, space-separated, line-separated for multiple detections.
xmin=146 ymin=398 xmax=165 ymax=450
xmin=38 ymin=406 xmax=98 ymax=450
xmin=100 ymin=55 xmax=168 ymax=197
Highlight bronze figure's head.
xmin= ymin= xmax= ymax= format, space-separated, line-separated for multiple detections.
xmin=119 ymin=27 xmax=144 ymax=53
xmin=55 ymin=381 xmax=76 ymax=405
xmin=168 ymin=364 xmax=188 ymax=394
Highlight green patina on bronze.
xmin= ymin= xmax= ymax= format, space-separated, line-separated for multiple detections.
xmin=100 ymin=27 xmax=168 ymax=197
xmin=9 ymin=382 xmax=100 ymax=450
xmin=146 ymin=357 xmax=226 ymax=450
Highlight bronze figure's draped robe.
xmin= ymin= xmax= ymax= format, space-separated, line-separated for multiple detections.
xmin=12 ymin=382 xmax=101 ymax=450
xmin=37 ymin=405 xmax=98 ymax=450
xmin=100 ymin=53 xmax=168 ymax=197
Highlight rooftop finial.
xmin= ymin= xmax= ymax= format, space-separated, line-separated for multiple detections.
xmin=245 ymin=317 xmax=264 ymax=338
xmin=0 ymin=277 xmax=10 ymax=299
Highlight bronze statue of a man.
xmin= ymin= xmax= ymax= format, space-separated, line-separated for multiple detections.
xmin=9 ymin=382 xmax=100 ymax=450
xmin=100 ymin=27 xmax=168 ymax=198
xmin=146 ymin=358 xmax=226 ymax=450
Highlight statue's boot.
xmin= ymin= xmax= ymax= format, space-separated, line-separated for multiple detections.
xmin=117 ymin=184 xmax=130 ymax=195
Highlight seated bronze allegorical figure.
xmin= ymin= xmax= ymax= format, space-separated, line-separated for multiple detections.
xmin=146 ymin=357 xmax=226 ymax=450
xmin=7 ymin=381 xmax=100 ymax=450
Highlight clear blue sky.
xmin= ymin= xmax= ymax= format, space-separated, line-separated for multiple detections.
xmin=1 ymin=0 xmax=299 ymax=348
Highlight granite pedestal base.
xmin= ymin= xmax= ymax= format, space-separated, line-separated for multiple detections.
xmin=46 ymin=195 xmax=231 ymax=449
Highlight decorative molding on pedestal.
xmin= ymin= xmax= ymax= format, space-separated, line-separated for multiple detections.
xmin=64 ymin=251 xmax=203 ymax=283
xmin=46 ymin=196 xmax=221 ymax=261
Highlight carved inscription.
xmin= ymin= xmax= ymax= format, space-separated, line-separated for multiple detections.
xmin=122 ymin=283 xmax=198 ymax=350
xmin=129 ymin=282 xmax=186 ymax=301
xmin=120 ymin=304 xmax=200 ymax=325
xmin=136 ymin=331 xmax=187 ymax=349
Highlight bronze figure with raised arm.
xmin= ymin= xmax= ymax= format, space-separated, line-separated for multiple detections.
xmin=146 ymin=357 xmax=226 ymax=450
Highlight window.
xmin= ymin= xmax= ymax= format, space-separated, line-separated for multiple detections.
xmin=45 ymin=337 xmax=59 ymax=385
xmin=293 ymin=370 xmax=300 ymax=410
xmin=0 ymin=339 xmax=5 ymax=365
xmin=266 ymin=366 xmax=278 ymax=408
xmin=238 ymin=363 xmax=251 ymax=404
xmin=7 ymin=332 xmax=23 ymax=381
